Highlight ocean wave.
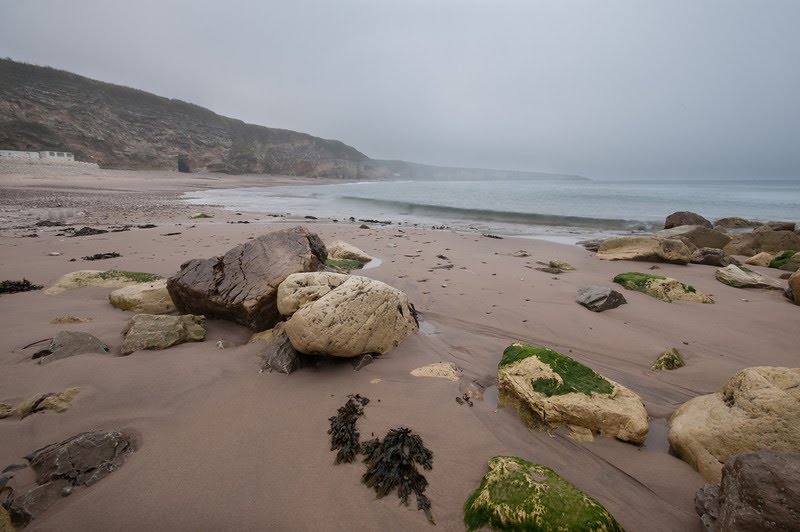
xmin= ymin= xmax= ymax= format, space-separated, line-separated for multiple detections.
xmin=337 ymin=195 xmax=656 ymax=231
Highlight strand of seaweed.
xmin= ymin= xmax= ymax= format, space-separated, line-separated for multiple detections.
xmin=328 ymin=395 xmax=435 ymax=524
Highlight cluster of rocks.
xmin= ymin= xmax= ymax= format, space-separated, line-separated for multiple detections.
xmin=492 ymin=341 xmax=800 ymax=530
xmin=588 ymin=210 xmax=799 ymax=305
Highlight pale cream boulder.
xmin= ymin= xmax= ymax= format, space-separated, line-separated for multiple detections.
xmin=279 ymin=273 xmax=417 ymax=357
xmin=597 ymin=236 xmax=691 ymax=264
xmin=744 ymin=252 xmax=774 ymax=267
xmin=714 ymin=264 xmax=784 ymax=290
xmin=326 ymin=240 xmax=372 ymax=263
xmin=277 ymin=271 xmax=349 ymax=316
xmin=497 ymin=343 xmax=649 ymax=444
xmin=45 ymin=270 xmax=162 ymax=295
xmin=668 ymin=366 xmax=800 ymax=483
xmin=109 ymin=279 xmax=176 ymax=314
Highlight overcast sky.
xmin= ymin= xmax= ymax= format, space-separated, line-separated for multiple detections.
xmin=2 ymin=1 xmax=798 ymax=179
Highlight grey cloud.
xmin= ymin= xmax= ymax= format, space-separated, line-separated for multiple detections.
xmin=1 ymin=0 xmax=798 ymax=179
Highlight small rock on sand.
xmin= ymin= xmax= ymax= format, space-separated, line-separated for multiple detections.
xmin=411 ymin=362 xmax=460 ymax=381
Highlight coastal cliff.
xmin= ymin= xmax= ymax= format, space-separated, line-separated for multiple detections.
xmin=0 ymin=59 xmax=380 ymax=178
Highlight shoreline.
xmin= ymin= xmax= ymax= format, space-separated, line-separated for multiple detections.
xmin=1 ymin=168 xmax=797 ymax=531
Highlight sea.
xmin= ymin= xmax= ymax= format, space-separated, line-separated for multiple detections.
xmin=183 ymin=178 xmax=800 ymax=243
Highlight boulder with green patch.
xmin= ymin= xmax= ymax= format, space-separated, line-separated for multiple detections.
xmin=464 ymin=456 xmax=624 ymax=532
xmin=325 ymin=258 xmax=364 ymax=271
xmin=613 ymin=272 xmax=713 ymax=303
xmin=45 ymin=270 xmax=163 ymax=295
xmin=498 ymin=343 xmax=648 ymax=444
xmin=770 ymin=250 xmax=799 ymax=272
xmin=651 ymin=348 xmax=684 ymax=371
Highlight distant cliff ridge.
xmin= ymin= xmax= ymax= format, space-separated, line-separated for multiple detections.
xmin=0 ymin=58 xmax=585 ymax=181
xmin=0 ymin=59 xmax=380 ymax=178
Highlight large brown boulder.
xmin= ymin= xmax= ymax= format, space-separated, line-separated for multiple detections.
xmin=665 ymin=211 xmax=712 ymax=229
xmin=695 ymin=451 xmax=800 ymax=532
xmin=723 ymin=229 xmax=800 ymax=256
xmin=656 ymin=225 xmax=731 ymax=250
xmin=280 ymin=272 xmax=417 ymax=357
xmin=714 ymin=216 xmax=759 ymax=228
xmin=668 ymin=366 xmax=800 ymax=482
xmin=597 ymin=236 xmax=691 ymax=264
xmin=690 ymin=248 xmax=737 ymax=267
xmin=167 ymin=227 xmax=327 ymax=331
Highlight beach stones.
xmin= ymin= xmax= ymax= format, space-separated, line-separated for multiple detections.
xmin=695 ymin=451 xmax=800 ymax=532
xmin=326 ymin=240 xmax=372 ymax=263
xmin=120 ymin=314 xmax=206 ymax=355
xmin=723 ymin=229 xmax=800 ymax=256
xmin=33 ymin=331 xmax=110 ymax=365
xmin=665 ymin=211 xmax=712 ymax=229
xmin=714 ymin=216 xmax=759 ymax=228
xmin=575 ymin=286 xmax=627 ymax=312
xmin=668 ymin=366 xmax=800 ymax=483
xmin=279 ymin=272 xmax=417 ymax=357
xmin=690 ymin=247 xmax=737 ymax=267
xmin=109 ymin=279 xmax=176 ymax=314
xmin=743 ymin=251 xmax=774 ymax=267
xmin=8 ymin=479 xmax=72 ymax=526
xmin=464 ymin=456 xmax=623 ymax=532
xmin=166 ymin=226 xmax=327 ymax=331
xmin=714 ymin=264 xmax=784 ymax=290
xmin=497 ymin=343 xmax=648 ymax=444
xmin=656 ymin=225 xmax=731 ymax=250
xmin=613 ymin=272 xmax=714 ymax=303
xmin=597 ymin=236 xmax=692 ymax=264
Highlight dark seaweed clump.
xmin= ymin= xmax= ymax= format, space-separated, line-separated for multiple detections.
xmin=361 ymin=427 xmax=435 ymax=524
xmin=328 ymin=394 xmax=370 ymax=464
xmin=328 ymin=396 xmax=435 ymax=524
xmin=0 ymin=279 xmax=43 ymax=295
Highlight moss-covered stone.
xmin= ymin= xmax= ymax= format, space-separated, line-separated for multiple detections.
xmin=612 ymin=272 xmax=666 ymax=290
xmin=613 ymin=272 xmax=712 ymax=303
xmin=325 ymin=258 xmax=364 ymax=271
xmin=464 ymin=456 xmax=624 ymax=532
xmin=98 ymin=270 xmax=162 ymax=283
xmin=770 ymin=250 xmax=797 ymax=270
xmin=651 ymin=348 xmax=685 ymax=371
xmin=501 ymin=344 xmax=613 ymax=397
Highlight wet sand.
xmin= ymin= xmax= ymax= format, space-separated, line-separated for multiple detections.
xmin=1 ymin=167 xmax=796 ymax=531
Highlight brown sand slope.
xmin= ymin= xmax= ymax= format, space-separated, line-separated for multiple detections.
xmin=1 ymin=168 xmax=796 ymax=531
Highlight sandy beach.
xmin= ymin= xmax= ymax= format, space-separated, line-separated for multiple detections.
xmin=1 ymin=166 xmax=797 ymax=531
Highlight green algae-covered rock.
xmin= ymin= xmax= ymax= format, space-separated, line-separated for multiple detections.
xmin=770 ymin=250 xmax=798 ymax=271
xmin=613 ymin=272 xmax=713 ymax=303
xmin=498 ymin=343 xmax=649 ymax=444
xmin=464 ymin=456 xmax=624 ymax=532
xmin=325 ymin=258 xmax=364 ymax=271
xmin=651 ymin=348 xmax=685 ymax=371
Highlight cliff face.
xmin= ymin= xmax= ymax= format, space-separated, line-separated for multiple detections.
xmin=0 ymin=59 xmax=381 ymax=178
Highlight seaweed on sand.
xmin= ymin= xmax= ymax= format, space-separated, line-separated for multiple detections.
xmin=361 ymin=427 xmax=435 ymax=524
xmin=328 ymin=394 xmax=370 ymax=464
xmin=0 ymin=279 xmax=43 ymax=295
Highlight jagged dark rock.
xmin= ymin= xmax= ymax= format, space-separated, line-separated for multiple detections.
xmin=33 ymin=331 xmax=110 ymax=365
xmin=69 ymin=226 xmax=108 ymax=237
xmin=167 ymin=227 xmax=327 ymax=331
xmin=575 ymin=286 xmax=627 ymax=312
xmin=82 ymin=252 xmax=121 ymax=261
xmin=259 ymin=331 xmax=305 ymax=375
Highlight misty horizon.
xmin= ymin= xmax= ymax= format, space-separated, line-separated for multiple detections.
xmin=2 ymin=0 xmax=798 ymax=180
